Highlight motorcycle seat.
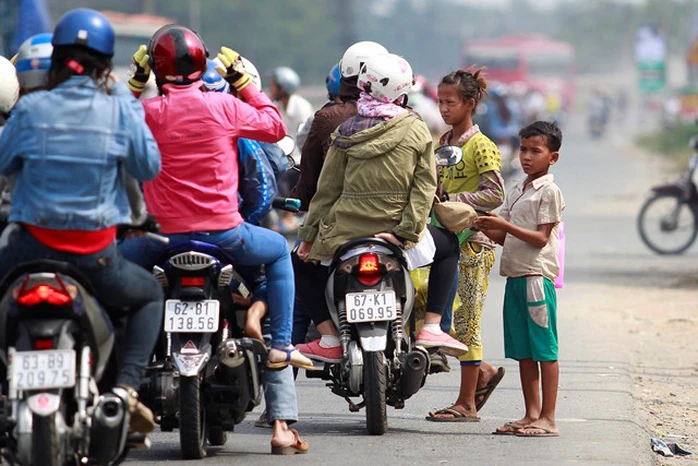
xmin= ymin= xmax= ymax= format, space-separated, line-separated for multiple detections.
xmin=0 ymin=259 xmax=95 ymax=296
xmin=330 ymin=237 xmax=407 ymax=271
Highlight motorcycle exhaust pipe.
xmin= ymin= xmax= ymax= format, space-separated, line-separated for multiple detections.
xmin=397 ymin=347 xmax=429 ymax=399
xmin=88 ymin=391 xmax=129 ymax=465
xmin=218 ymin=339 xmax=245 ymax=369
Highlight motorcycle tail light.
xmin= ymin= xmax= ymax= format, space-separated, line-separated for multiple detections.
xmin=33 ymin=338 xmax=54 ymax=350
xmin=17 ymin=284 xmax=72 ymax=306
xmin=181 ymin=277 xmax=205 ymax=287
xmin=357 ymin=253 xmax=382 ymax=286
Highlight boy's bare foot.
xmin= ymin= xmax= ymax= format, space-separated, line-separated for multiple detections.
xmin=244 ymin=301 xmax=267 ymax=342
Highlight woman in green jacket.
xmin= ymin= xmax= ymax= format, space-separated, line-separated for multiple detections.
xmin=295 ymin=53 xmax=467 ymax=362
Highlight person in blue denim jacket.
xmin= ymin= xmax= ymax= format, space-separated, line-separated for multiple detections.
xmin=0 ymin=8 xmax=163 ymax=434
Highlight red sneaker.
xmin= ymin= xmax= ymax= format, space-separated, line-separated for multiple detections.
xmin=415 ymin=329 xmax=469 ymax=358
xmin=295 ymin=339 xmax=342 ymax=363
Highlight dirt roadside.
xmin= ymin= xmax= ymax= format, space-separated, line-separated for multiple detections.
xmin=574 ymin=141 xmax=698 ymax=465
xmin=566 ymin=280 xmax=698 ymax=465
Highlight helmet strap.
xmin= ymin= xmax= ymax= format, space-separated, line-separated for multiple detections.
xmin=65 ymin=59 xmax=84 ymax=75
xmin=398 ymin=94 xmax=409 ymax=108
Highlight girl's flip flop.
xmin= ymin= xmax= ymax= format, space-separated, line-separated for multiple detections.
xmin=492 ymin=421 xmax=525 ymax=435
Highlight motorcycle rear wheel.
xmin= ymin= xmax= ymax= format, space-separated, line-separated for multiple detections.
xmin=363 ymin=351 xmax=388 ymax=436
xmin=31 ymin=414 xmax=62 ymax=466
xmin=179 ymin=375 xmax=208 ymax=459
xmin=638 ymin=193 xmax=698 ymax=255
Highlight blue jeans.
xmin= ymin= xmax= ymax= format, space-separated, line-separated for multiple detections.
xmin=119 ymin=222 xmax=294 ymax=348
xmin=441 ymin=267 xmax=458 ymax=333
xmin=292 ymin=296 xmax=311 ymax=346
xmin=0 ymin=224 xmax=164 ymax=389
xmin=261 ymin=320 xmax=298 ymax=424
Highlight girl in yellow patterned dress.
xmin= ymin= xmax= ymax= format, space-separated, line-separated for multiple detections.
xmin=426 ymin=69 xmax=506 ymax=422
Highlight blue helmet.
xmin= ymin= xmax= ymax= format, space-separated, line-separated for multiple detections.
xmin=52 ymin=8 xmax=115 ymax=57
xmin=326 ymin=63 xmax=341 ymax=100
xmin=201 ymin=59 xmax=230 ymax=93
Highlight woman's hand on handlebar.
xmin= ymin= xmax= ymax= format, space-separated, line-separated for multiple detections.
xmin=374 ymin=232 xmax=402 ymax=247
xmin=296 ymin=241 xmax=313 ymax=262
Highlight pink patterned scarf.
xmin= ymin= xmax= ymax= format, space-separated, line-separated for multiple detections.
xmin=356 ymin=92 xmax=408 ymax=119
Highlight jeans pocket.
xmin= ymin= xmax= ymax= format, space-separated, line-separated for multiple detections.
xmin=526 ymin=276 xmax=548 ymax=328
xmin=212 ymin=228 xmax=244 ymax=252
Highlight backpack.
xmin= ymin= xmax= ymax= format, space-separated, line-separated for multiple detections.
xmin=237 ymin=139 xmax=278 ymax=225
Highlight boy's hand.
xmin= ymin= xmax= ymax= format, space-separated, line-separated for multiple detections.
xmin=474 ymin=212 xmax=507 ymax=231
xmin=216 ymin=46 xmax=252 ymax=91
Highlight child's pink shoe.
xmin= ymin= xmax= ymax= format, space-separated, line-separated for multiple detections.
xmin=295 ymin=339 xmax=342 ymax=363
xmin=416 ymin=329 xmax=469 ymax=357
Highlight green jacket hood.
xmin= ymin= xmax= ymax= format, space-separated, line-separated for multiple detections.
xmin=331 ymin=113 xmax=417 ymax=160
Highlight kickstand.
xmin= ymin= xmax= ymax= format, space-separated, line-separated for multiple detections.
xmin=346 ymin=397 xmax=365 ymax=412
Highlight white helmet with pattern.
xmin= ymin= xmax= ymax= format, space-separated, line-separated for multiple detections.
xmin=339 ymin=41 xmax=388 ymax=78
xmin=357 ymin=53 xmax=413 ymax=103
xmin=241 ymin=57 xmax=261 ymax=89
xmin=14 ymin=33 xmax=53 ymax=92
xmin=0 ymin=57 xmax=19 ymax=114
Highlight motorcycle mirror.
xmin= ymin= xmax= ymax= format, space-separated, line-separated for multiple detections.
xmin=276 ymin=135 xmax=296 ymax=157
xmin=434 ymin=145 xmax=463 ymax=167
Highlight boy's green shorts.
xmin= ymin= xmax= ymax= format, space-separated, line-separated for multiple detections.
xmin=503 ymin=276 xmax=558 ymax=362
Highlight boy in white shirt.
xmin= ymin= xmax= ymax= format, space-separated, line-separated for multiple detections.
xmin=475 ymin=121 xmax=565 ymax=437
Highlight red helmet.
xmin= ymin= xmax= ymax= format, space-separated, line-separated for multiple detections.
xmin=148 ymin=25 xmax=208 ymax=85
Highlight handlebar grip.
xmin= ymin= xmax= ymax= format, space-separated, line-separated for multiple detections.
xmin=272 ymin=197 xmax=301 ymax=213
xmin=143 ymin=231 xmax=170 ymax=244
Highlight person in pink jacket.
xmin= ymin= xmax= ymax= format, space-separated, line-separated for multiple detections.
xmin=119 ymin=25 xmax=313 ymax=374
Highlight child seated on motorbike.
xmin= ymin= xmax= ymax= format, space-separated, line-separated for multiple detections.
xmin=119 ymin=25 xmax=312 ymax=371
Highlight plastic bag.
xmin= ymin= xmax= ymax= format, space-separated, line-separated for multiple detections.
xmin=554 ymin=221 xmax=565 ymax=289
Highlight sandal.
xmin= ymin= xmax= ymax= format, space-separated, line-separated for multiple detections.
xmin=475 ymin=366 xmax=505 ymax=411
xmin=515 ymin=424 xmax=559 ymax=438
xmin=493 ymin=421 xmax=526 ymax=435
xmin=271 ymin=428 xmax=309 ymax=455
xmin=267 ymin=347 xmax=315 ymax=371
xmin=425 ymin=406 xmax=480 ymax=423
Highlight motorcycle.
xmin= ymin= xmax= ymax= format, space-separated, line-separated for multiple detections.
xmin=304 ymin=145 xmax=464 ymax=436
xmin=587 ymin=94 xmax=610 ymax=139
xmin=0 ymin=226 xmax=164 ymax=466
xmin=140 ymin=197 xmax=301 ymax=459
xmin=638 ymin=136 xmax=698 ymax=255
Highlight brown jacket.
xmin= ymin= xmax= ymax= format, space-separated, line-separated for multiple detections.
xmin=291 ymin=101 xmax=358 ymax=210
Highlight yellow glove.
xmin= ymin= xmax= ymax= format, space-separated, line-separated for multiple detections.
xmin=127 ymin=45 xmax=151 ymax=94
xmin=215 ymin=46 xmax=251 ymax=91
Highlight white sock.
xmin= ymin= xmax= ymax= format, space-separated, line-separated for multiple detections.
xmin=319 ymin=335 xmax=340 ymax=348
xmin=422 ymin=324 xmax=443 ymax=335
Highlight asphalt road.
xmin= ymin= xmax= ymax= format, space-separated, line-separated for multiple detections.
xmin=126 ymin=114 xmax=675 ymax=465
